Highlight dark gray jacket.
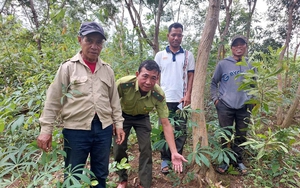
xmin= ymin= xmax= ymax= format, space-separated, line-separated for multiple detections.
xmin=210 ymin=56 xmax=253 ymax=109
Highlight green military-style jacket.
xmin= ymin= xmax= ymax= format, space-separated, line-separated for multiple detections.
xmin=116 ymin=75 xmax=169 ymax=118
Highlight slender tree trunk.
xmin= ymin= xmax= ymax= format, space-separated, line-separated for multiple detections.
xmin=153 ymin=0 xmax=163 ymax=54
xmin=277 ymin=0 xmax=297 ymax=125
xmin=28 ymin=0 xmax=42 ymax=51
xmin=246 ymin=0 xmax=257 ymax=42
xmin=281 ymin=41 xmax=300 ymax=127
xmin=124 ymin=0 xmax=164 ymax=55
xmin=293 ymin=42 xmax=300 ymax=62
xmin=217 ymin=0 xmax=232 ymax=61
xmin=281 ymin=83 xmax=300 ymax=127
xmin=112 ymin=2 xmax=125 ymax=57
xmin=191 ymin=0 xmax=221 ymax=187
xmin=138 ymin=3 xmax=144 ymax=59
xmin=0 ymin=0 xmax=8 ymax=14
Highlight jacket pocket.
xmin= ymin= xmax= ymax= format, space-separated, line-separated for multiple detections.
xmin=99 ymin=76 xmax=112 ymax=87
xmin=69 ymin=76 xmax=89 ymax=96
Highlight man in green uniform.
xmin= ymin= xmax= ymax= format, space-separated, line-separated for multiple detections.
xmin=114 ymin=60 xmax=187 ymax=188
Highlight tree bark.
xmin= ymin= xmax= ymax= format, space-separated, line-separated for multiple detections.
xmin=217 ymin=0 xmax=232 ymax=61
xmin=246 ymin=0 xmax=257 ymax=42
xmin=124 ymin=0 xmax=164 ymax=55
xmin=28 ymin=0 xmax=42 ymax=51
xmin=191 ymin=0 xmax=221 ymax=187
xmin=0 ymin=0 xmax=8 ymax=14
xmin=281 ymin=83 xmax=300 ymax=127
xmin=153 ymin=0 xmax=163 ymax=54
xmin=281 ymin=41 xmax=300 ymax=127
xmin=277 ymin=0 xmax=298 ymax=125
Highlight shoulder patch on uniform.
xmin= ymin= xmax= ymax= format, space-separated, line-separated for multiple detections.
xmin=120 ymin=82 xmax=135 ymax=89
xmin=151 ymin=90 xmax=164 ymax=102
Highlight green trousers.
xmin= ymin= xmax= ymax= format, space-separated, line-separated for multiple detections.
xmin=113 ymin=113 xmax=152 ymax=188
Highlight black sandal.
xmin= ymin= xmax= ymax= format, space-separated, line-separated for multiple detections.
xmin=216 ymin=163 xmax=229 ymax=174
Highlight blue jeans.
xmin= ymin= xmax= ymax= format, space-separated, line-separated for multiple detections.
xmin=63 ymin=118 xmax=112 ymax=188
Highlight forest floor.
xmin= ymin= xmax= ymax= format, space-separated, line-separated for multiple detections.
xmin=6 ymin=136 xmax=299 ymax=188
xmin=108 ymin=143 xmax=246 ymax=188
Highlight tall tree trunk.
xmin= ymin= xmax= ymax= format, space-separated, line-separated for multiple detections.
xmin=281 ymin=41 xmax=300 ymax=127
xmin=277 ymin=0 xmax=298 ymax=125
xmin=190 ymin=0 xmax=221 ymax=187
xmin=153 ymin=0 xmax=163 ymax=54
xmin=124 ymin=0 xmax=164 ymax=55
xmin=217 ymin=0 xmax=232 ymax=61
xmin=28 ymin=0 xmax=42 ymax=51
xmin=0 ymin=0 xmax=8 ymax=14
xmin=112 ymin=2 xmax=125 ymax=57
xmin=246 ymin=0 xmax=257 ymax=42
xmin=281 ymin=83 xmax=300 ymax=127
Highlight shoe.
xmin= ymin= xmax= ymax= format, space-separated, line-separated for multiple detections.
xmin=117 ymin=181 xmax=127 ymax=188
xmin=237 ymin=163 xmax=247 ymax=175
xmin=161 ymin=160 xmax=169 ymax=174
xmin=215 ymin=163 xmax=229 ymax=174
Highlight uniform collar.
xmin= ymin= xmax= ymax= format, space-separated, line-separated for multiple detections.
xmin=69 ymin=52 xmax=105 ymax=72
xmin=166 ymin=46 xmax=184 ymax=62
xmin=134 ymin=79 xmax=152 ymax=97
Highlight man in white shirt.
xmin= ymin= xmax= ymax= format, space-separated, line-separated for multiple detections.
xmin=154 ymin=22 xmax=195 ymax=174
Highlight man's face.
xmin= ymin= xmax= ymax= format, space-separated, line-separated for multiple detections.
xmin=231 ymin=39 xmax=247 ymax=58
xmin=78 ymin=33 xmax=104 ymax=62
xmin=167 ymin=27 xmax=183 ymax=49
xmin=136 ymin=67 xmax=159 ymax=93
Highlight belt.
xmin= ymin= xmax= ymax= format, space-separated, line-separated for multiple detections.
xmin=122 ymin=112 xmax=149 ymax=119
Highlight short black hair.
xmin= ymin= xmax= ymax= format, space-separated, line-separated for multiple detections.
xmin=138 ymin=60 xmax=161 ymax=74
xmin=168 ymin=22 xmax=183 ymax=33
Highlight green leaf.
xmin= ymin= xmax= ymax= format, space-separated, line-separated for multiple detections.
xmin=199 ymin=153 xmax=210 ymax=167
xmin=0 ymin=118 xmax=5 ymax=132
xmin=11 ymin=115 xmax=25 ymax=132
xmin=271 ymin=163 xmax=280 ymax=173
xmin=65 ymin=93 xmax=73 ymax=98
xmin=195 ymin=154 xmax=201 ymax=166
xmin=256 ymin=148 xmax=265 ymax=160
xmin=223 ymin=153 xmax=230 ymax=165
xmin=71 ymin=89 xmax=82 ymax=95
xmin=120 ymin=158 xmax=127 ymax=164
xmin=91 ymin=180 xmax=99 ymax=186
xmin=278 ymin=145 xmax=288 ymax=153
xmin=263 ymin=103 xmax=269 ymax=112
xmin=74 ymin=174 xmax=91 ymax=184
xmin=187 ymin=153 xmax=194 ymax=165
xmin=217 ymin=152 xmax=223 ymax=164
xmin=211 ymin=151 xmax=219 ymax=161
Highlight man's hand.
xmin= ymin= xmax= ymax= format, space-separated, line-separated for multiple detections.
xmin=180 ymin=94 xmax=191 ymax=107
xmin=115 ymin=128 xmax=125 ymax=145
xmin=37 ymin=133 xmax=52 ymax=152
xmin=214 ymin=99 xmax=219 ymax=106
xmin=171 ymin=152 xmax=188 ymax=173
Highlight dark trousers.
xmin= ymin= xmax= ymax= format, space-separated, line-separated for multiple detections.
xmin=216 ymin=101 xmax=251 ymax=164
xmin=160 ymin=102 xmax=187 ymax=161
xmin=63 ymin=117 xmax=113 ymax=188
xmin=113 ymin=113 xmax=152 ymax=188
